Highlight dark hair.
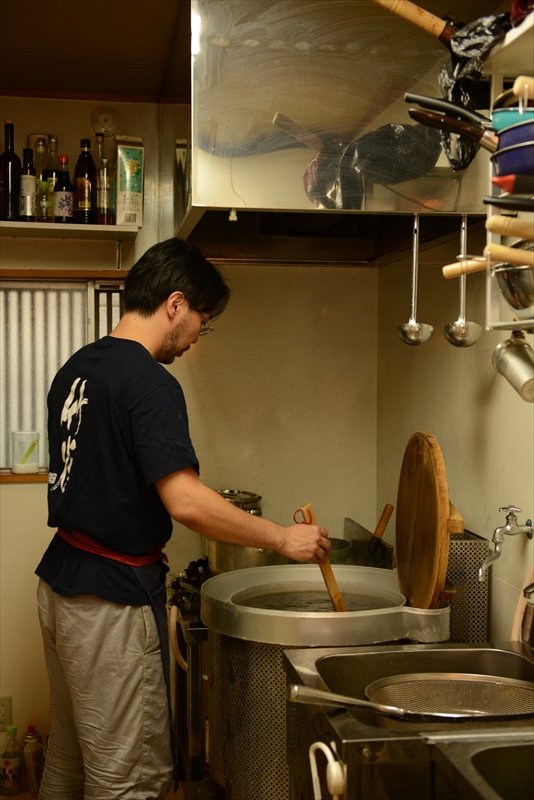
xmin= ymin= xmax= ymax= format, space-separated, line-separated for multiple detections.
xmin=124 ymin=238 xmax=230 ymax=317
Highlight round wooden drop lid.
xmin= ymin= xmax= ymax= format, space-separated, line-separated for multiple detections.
xmin=395 ymin=432 xmax=451 ymax=609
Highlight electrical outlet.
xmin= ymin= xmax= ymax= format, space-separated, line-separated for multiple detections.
xmin=0 ymin=696 xmax=13 ymax=731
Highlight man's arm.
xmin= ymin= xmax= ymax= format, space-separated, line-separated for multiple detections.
xmin=155 ymin=467 xmax=331 ymax=563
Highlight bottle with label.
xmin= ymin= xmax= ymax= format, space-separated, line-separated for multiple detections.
xmin=19 ymin=147 xmax=36 ymax=222
xmin=53 ymin=154 xmax=74 ymax=223
xmin=0 ymin=724 xmax=23 ymax=796
xmin=43 ymin=135 xmax=59 ymax=221
xmin=95 ymin=133 xmax=113 ymax=224
xmin=0 ymin=120 xmax=21 ymax=221
xmin=33 ymin=137 xmax=49 ymax=222
xmin=21 ymin=726 xmax=44 ymax=798
xmin=74 ymin=138 xmax=96 ymax=223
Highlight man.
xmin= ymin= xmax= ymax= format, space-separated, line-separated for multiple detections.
xmin=36 ymin=238 xmax=331 ymax=800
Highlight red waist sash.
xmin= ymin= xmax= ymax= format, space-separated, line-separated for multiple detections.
xmin=56 ymin=528 xmax=166 ymax=566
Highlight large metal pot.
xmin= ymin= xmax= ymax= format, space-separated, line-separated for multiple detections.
xmin=207 ymin=539 xmax=287 ymax=573
xmin=207 ymin=488 xmax=287 ymax=573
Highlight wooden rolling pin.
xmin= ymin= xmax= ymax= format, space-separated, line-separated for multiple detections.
xmin=298 ymin=502 xmax=346 ymax=612
xmin=513 ymin=75 xmax=534 ymax=101
xmin=486 ymin=215 xmax=534 ymax=241
xmin=484 ymin=242 xmax=534 ymax=267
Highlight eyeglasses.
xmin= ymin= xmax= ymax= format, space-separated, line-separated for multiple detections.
xmin=198 ymin=313 xmax=214 ymax=337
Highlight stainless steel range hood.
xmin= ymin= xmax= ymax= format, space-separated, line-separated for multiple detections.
xmin=178 ymin=0 xmax=503 ymax=263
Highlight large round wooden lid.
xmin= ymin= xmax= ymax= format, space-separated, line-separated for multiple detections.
xmin=395 ymin=432 xmax=451 ymax=609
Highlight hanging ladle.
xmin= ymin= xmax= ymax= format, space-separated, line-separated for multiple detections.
xmin=398 ymin=213 xmax=434 ymax=345
xmin=443 ymin=215 xmax=482 ymax=347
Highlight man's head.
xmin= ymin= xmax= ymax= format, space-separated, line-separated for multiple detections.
xmin=124 ymin=238 xmax=230 ymax=319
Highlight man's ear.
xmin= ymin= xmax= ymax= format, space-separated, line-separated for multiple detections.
xmin=167 ymin=291 xmax=186 ymax=317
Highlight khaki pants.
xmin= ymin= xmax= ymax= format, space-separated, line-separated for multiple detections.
xmin=37 ymin=579 xmax=173 ymax=800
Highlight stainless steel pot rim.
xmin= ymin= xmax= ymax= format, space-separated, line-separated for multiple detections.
xmin=201 ymin=564 xmax=405 ymax=607
xmin=217 ymin=488 xmax=262 ymax=503
xmin=200 ymin=564 xmax=450 ymax=646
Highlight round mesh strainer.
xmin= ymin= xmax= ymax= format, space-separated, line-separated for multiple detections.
xmin=366 ymin=673 xmax=534 ymax=717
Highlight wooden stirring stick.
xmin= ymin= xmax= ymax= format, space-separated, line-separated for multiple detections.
xmin=299 ymin=502 xmax=346 ymax=611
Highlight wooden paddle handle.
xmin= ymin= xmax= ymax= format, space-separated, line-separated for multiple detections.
xmin=299 ymin=502 xmax=346 ymax=612
xmin=486 ymin=215 xmax=534 ymax=241
xmin=484 ymin=243 xmax=534 ymax=268
xmin=319 ymin=560 xmax=347 ymax=612
xmin=442 ymin=258 xmax=486 ymax=279
xmin=369 ymin=503 xmax=394 ymax=553
xmin=370 ymin=0 xmax=455 ymax=45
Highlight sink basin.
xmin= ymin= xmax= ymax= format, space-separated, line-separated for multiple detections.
xmin=284 ymin=642 xmax=534 ymax=731
xmin=315 ymin=644 xmax=534 ymax=701
xmin=433 ymin=737 xmax=534 ymax=800
xmin=473 ymin=743 xmax=534 ymax=798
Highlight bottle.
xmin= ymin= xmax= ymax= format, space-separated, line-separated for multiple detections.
xmin=21 ymin=726 xmax=44 ymax=798
xmin=43 ymin=135 xmax=59 ymax=221
xmin=0 ymin=724 xmax=23 ymax=796
xmin=19 ymin=147 xmax=36 ymax=222
xmin=53 ymin=154 xmax=74 ymax=223
xmin=95 ymin=133 xmax=113 ymax=224
xmin=33 ymin=137 xmax=49 ymax=222
xmin=73 ymin=137 xmax=96 ymax=223
xmin=0 ymin=120 xmax=21 ymax=221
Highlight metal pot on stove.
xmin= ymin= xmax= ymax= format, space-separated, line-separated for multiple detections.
xmin=206 ymin=489 xmax=288 ymax=573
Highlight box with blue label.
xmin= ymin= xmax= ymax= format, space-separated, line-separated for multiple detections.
xmin=116 ymin=136 xmax=144 ymax=226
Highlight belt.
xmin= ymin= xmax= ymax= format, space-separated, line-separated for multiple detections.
xmin=56 ymin=528 xmax=166 ymax=566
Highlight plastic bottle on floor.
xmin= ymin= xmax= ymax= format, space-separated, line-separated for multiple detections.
xmin=21 ymin=726 xmax=44 ymax=797
xmin=0 ymin=724 xmax=23 ymax=796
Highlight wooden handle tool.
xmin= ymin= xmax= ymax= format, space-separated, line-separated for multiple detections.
xmin=442 ymin=258 xmax=486 ymax=279
xmin=370 ymin=0 xmax=456 ymax=46
xmin=486 ymin=215 xmax=534 ymax=241
xmin=513 ymin=76 xmax=534 ymax=101
xmin=484 ymin=243 xmax=534 ymax=268
xmin=369 ymin=503 xmax=394 ymax=553
xmin=299 ymin=502 xmax=346 ymax=612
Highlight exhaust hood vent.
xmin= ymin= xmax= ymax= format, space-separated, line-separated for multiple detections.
xmin=185 ymin=209 xmax=473 ymax=265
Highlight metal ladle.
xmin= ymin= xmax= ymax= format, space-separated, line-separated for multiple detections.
xmin=443 ymin=215 xmax=482 ymax=347
xmin=398 ymin=213 xmax=434 ymax=345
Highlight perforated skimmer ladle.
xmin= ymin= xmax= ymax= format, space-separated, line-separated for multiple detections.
xmin=398 ymin=213 xmax=434 ymax=345
xmin=443 ymin=215 xmax=482 ymax=347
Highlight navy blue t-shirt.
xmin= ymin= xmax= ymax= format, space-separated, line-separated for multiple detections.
xmin=36 ymin=336 xmax=199 ymax=604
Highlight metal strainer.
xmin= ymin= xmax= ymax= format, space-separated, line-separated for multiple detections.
xmin=366 ymin=673 xmax=534 ymax=718
xmin=289 ymin=674 xmax=534 ymax=722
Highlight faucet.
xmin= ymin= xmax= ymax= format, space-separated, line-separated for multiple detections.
xmin=478 ymin=505 xmax=533 ymax=582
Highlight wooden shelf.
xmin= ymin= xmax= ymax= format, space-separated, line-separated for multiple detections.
xmin=0 ymin=221 xmax=138 ymax=241
xmin=0 ymin=470 xmax=48 ymax=484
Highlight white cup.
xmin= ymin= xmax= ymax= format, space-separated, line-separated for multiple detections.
xmin=11 ymin=431 xmax=40 ymax=474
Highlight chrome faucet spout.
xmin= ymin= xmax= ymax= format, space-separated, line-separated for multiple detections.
xmin=478 ymin=541 xmax=503 ymax=582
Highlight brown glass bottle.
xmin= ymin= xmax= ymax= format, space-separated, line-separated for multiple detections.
xmin=74 ymin=138 xmax=96 ymax=223
xmin=0 ymin=120 xmax=21 ymax=220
